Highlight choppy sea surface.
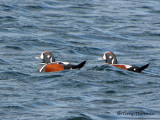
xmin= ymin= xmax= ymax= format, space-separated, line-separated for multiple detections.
xmin=0 ymin=0 xmax=160 ymax=120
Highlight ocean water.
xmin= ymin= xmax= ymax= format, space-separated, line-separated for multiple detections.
xmin=0 ymin=0 xmax=160 ymax=120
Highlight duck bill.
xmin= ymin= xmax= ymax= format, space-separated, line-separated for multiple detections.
xmin=35 ymin=56 xmax=41 ymax=59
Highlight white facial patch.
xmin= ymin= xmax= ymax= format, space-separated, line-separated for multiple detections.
xmin=103 ymin=54 xmax=106 ymax=60
xmin=40 ymin=53 xmax=44 ymax=59
xmin=47 ymin=55 xmax=50 ymax=58
xmin=109 ymin=56 xmax=112 ymax=59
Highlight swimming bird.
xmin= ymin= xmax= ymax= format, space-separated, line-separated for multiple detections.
xmin=37 ymin=51 xmax=86 ymax=72
xmin=102 ymin=51 xmax=149 ymax=73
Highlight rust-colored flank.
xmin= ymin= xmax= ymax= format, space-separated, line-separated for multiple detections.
xmin=45 ymin=63 xmax=64 ymax=72
xmin=111 ymin=64 xmax=127 ymax=69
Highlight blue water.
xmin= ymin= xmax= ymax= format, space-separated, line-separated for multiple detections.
xmin=0 ymin=0 xmax=160 ymax=120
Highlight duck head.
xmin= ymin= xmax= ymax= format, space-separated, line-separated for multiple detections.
xmin=103 ymin=51 xmax=118 ymax=64
xmin=37 ymin=51 xmax=55 ymax=64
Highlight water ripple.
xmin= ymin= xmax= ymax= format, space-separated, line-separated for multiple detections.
xmin=0 ymin=71 xmax=30 ymax=80
xmin=4 ymin=45 xmax=23 ymax=50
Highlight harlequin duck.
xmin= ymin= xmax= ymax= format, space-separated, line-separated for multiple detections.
xmin=37 ymin=51 xmax=86 ymax=72
xmin=102 ymin=51 xmax=149 ymax=73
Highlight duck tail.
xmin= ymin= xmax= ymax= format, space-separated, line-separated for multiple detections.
xmin=139 ymin=63 xmax=150 ymax=72
xmin=73 ymin=60 xmax=87 ymax=69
